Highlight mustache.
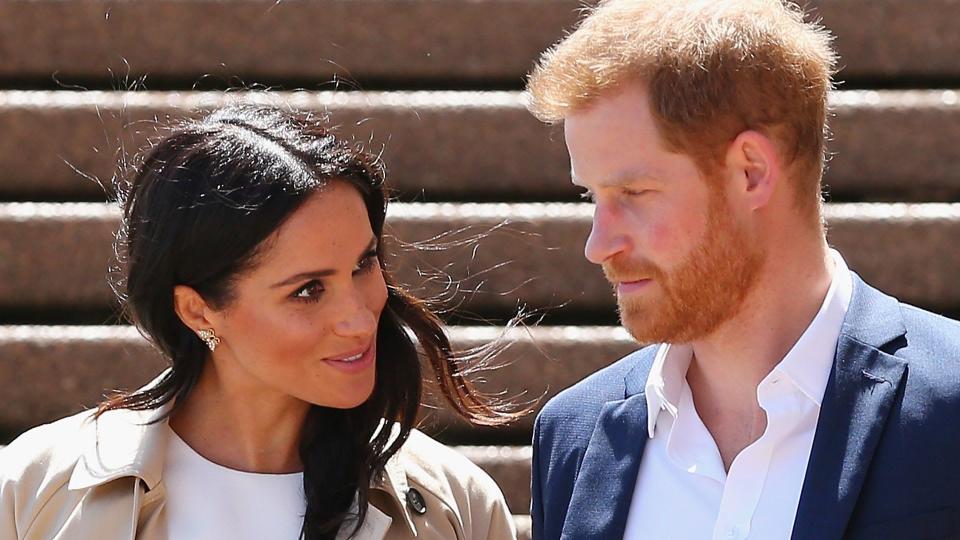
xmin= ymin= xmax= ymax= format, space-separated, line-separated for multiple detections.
xmin=601 ymin=255 xmax=665 ymax=283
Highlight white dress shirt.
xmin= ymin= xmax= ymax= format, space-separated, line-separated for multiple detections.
xmin=623 ymin=250 xmax=853 ymax=540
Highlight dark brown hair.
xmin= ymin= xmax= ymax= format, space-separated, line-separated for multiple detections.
xmin=100 ymin=105 xmax=519 ymax=539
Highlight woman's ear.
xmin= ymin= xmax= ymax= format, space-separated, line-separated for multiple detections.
xmin=173 ymin=285 xmax=217 ymax=334
xmin=725 ymin=130 xmax=782 ymax=211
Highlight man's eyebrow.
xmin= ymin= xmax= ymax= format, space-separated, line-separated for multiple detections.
xmin=271 ymin=237 xmax=378 ymax=288
xmin=572 ymin=169 xmax=659 ymax=188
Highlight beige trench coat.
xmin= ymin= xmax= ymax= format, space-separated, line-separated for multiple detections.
xmin=0 ymin=402 xmax=517 ymax=540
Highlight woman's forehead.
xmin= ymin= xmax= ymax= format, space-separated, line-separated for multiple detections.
xmin=252 ymin=184 xmax=375 ymax=276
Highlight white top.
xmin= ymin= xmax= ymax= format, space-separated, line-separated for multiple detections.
xmin=164 ymin=430 xmax=308 ymax=540
xmin=623 ymin=250 xmax=854 ymax=540
xmin=163 ymin=431 xmax=394 ymax=540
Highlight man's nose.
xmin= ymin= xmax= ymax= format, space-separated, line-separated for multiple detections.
xmin=584 ymin=204 xmax=629 ymax=265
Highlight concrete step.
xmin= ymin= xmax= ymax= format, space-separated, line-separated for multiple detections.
xmin=0 ymin=1 xmax=957 ymax=85
xmin=1 ymin=202 xmax=959 ymax=318
xmin=0 ymin=325 xmax=636 ymax=441
xmin=0 ymin=90 xmax=958 ymax=201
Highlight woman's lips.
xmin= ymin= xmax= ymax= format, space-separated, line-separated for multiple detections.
xmin=617 ymin=279 xmax=652 ymax=296
xmin=323 ymin=342 xmax=375 ymax=374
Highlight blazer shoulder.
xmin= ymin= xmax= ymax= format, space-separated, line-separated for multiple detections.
xmin=537 ymin=345 xmax=657 ymax=429
xmin=887 ymin=303 xmax=960 ymax=415
xmin=898 ymin=303 xmax=960 ymax=359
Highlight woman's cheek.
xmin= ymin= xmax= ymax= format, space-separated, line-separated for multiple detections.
xmin=365 ymin=270 xmax=389 ymax=317
xmin=270 ymin=310 xmax=330 ymax=357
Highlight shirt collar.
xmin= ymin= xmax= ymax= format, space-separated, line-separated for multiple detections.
xmin=643 ymin=249 xmax=853 ymax=438
xmin=771 ymin=249 xmax=852 ymax=406
xmin=644 ymin=343 xmax=693 ymax=438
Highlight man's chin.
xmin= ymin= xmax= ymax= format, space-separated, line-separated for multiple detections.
xmin=619 ymin=304 xmax=666 ymax=345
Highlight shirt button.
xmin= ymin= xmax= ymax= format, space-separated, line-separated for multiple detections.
xmin=726 ymin=526 xmax=742 ymax=539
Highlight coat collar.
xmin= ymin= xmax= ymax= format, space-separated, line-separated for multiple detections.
xmin=377 ymin=427 xmax=421 ymax=536
xmin=791 ymin=273 xmax=909 ymax=540
xmin=68 ymin=373 xmax=173 ymax=492
xmin=559 ymin=348 xmax=657 ymax=539
xmin=67 ymin=374 xmax=418 ymax=538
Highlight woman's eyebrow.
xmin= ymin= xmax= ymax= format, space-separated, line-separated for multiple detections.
xmin=271 ymin=237 xmax=378 ymax=288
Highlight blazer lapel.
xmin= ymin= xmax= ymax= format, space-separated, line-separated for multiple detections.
xmin=561 ymin=392 xmax=650 ymax=539
xmin=792 ymin=275 xmax=908 ymax=540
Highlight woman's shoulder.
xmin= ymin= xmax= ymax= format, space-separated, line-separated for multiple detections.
xmin=0 ymin=410 xmax=96 ymax=486
xmin=396 ymin=429 xmax=502 ymax=499
xmin=389 ymin=429 xmax=517 ymax=539
xmin=0 ymin=409 xmax=98 ymax=535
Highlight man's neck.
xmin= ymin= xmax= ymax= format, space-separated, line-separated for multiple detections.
xmin=684 ymin=245 xmax=835 ymax=469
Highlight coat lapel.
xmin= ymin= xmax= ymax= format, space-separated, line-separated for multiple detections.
xmin=560 ymin=392 xmax=650 ymax=539
xmin=792 ymin=275 xmax=908 ymax=540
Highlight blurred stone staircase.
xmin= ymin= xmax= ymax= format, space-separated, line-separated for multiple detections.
xmin=2 ymin=2 xmax=960 ymax=538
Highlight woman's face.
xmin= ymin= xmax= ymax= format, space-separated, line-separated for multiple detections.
xmin=206 ymin=181 xmax=388 ymax=409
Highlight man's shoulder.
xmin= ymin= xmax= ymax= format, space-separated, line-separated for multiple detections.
xmin=888 ymin=303 xmax=960 ymax=410
xmin=536 ymin=344 xmax=657 ymax=436
xmin=897 ymin=302 xmax=960 ymax=359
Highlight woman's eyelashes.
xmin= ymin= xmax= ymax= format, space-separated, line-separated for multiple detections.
xmin=293 ymin=280 xmax=324 ymax=302
xmin=354 ymin=250 xmax=379 ymax=274
xmin=290 ymin=251 xmax=380 ymax=303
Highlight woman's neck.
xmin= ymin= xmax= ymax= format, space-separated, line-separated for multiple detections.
xmin=168 ymin=360 xmax=310 ymax=474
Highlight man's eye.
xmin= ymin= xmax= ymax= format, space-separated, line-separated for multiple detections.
xmin=622 ymin=188 xmax=649 ymax=197
xmin=579 ymin=191 xmax=596 ymax=202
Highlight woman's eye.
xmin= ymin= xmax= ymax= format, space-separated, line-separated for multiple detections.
xmin=354 ymin=253 xmax=379 ymax=274
xmin=622 ymin=188 xmax=649 ymax=197
xmin=293 ymin=281 xmax=324 ymax=301
xmin=579 ymin=190 xmax=596 ymax=203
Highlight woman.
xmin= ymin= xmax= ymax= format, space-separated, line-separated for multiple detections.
xmin=0 ymin=105 xmax=519 ymax=539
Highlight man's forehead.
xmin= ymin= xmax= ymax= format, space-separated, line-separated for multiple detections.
xmin=570 ymin=167 xmax=660 ymax=189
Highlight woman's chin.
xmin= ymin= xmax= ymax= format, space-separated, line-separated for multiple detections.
xmin=313 ymin=378 xmax=377 ymax=410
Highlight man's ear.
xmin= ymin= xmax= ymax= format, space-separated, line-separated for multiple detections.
xmin=724 ymin=130 xmax=782 ymax=211
xmin=173 ymin=285 xmax=218 ymax=334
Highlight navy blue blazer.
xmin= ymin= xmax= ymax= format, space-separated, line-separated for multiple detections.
xmin=531 ymin=274 xmax=960 ymax=539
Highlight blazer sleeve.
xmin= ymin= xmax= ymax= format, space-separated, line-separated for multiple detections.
xmin=530 ymin=413 xmax=546 ymax=540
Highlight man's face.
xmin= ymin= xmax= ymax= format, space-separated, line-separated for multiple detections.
xmin=564 ymin=83 xmax=764 ymax=344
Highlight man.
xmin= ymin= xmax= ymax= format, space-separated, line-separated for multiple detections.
xmin=524 ymin=1 xmax=960 ymax=539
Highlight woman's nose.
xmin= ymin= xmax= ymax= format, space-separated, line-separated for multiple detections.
xmin=334 ymin=296 xmax=378 ymax=338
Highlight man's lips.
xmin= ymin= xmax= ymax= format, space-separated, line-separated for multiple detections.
xmin=616 ymin=278 xmax=652 ymax=295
